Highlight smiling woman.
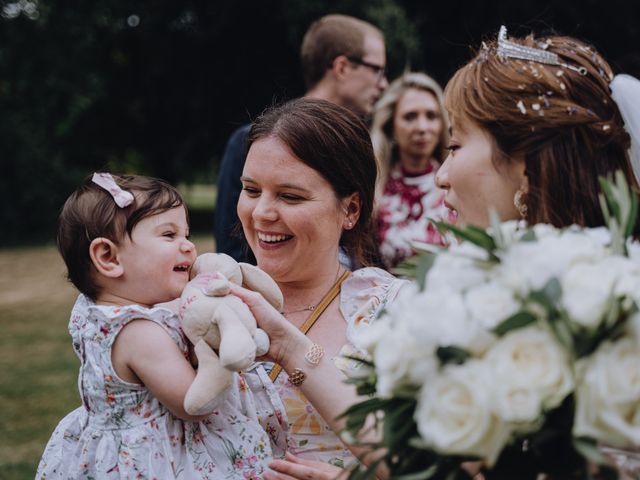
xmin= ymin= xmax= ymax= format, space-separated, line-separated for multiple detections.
xmin=233 ymin=98 xmax=408 ymax=476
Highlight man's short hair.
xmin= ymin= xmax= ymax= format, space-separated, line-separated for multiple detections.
xmin=300 ymin=14 xmax=384 ymax=90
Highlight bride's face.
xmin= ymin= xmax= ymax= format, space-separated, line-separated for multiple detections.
xmin=435 ymin=116 xmax=525 ymax=228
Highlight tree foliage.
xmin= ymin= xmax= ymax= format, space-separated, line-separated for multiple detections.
xmin=1 ymin=0 xmax=638 ymax=245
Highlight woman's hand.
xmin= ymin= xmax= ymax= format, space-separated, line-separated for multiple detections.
xmin=264 ymin=452 xmax=347 ymax=480
xmin=229 ymin=284 xmax=307 ymax=365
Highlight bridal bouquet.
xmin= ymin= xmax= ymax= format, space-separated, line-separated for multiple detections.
xmin=342 ymin=173 xmax=640 ymax=479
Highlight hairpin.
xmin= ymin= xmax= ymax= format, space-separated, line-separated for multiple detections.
xmin=91 ymin=172 xmax=134 ymax=208
xmin=497 ymin=26 xmax=587 ymax=76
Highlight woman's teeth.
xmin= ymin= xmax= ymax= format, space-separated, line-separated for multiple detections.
xmin=258 ymin=233 xmax=291 ymax=243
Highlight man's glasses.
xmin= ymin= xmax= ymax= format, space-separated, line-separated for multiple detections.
xmin=346 ymin=57 xmax=386 ymax=81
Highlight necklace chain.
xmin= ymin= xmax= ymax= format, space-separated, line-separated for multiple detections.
xmin=280 ymin=264 xmax=344 ymax=317
xmin=281 ymin=304 xmax=317 ymax=316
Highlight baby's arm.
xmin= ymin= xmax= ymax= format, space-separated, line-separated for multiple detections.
xmin=112 ymin=318 xmax=210 ymax=422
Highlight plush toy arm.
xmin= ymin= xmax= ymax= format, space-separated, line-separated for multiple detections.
xmin=184 ymin=339 xmax=233 ymax=416
xmin=238 ymin=262 xmax=284 ymax=311
xmin=254 ymin=328 xmax=270 ymax=356
xmin=215 ymin=303 xmax=258 ymax=371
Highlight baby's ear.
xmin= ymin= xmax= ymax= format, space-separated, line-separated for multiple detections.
xmin=89 ymin=237 xmax=124 ymax=278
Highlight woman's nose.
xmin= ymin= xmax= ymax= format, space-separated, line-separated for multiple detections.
xmin=252 ymin=196 xmax=278 ymax=222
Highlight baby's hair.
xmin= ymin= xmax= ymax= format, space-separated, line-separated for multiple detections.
xmin=57 ymin=173 xmax=187 ymax=299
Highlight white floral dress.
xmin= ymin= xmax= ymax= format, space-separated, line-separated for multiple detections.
xmin=266 ymin=268 xmax=407 ymax=468
xmin=37 ymin=295 xmax=288 ymax=479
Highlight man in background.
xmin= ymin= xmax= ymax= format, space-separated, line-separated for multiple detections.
xmin=214 ymin=14 xmax=388 ymax=262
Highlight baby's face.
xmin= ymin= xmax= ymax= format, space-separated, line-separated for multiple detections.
xmin=116 ymin=206 xmax=196 ymax=306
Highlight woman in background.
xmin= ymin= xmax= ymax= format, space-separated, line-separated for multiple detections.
xmin=370 ymin=72 xmax=451 ymax=268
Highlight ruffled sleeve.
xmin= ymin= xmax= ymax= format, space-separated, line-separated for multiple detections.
xmin=73 ymin=295 xmax=188 ymax=355
xmin=339 ymin=267 xmax=409 ymax=356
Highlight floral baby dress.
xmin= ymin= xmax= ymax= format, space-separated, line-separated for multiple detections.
xmin=37 ymin=294 xmax=288 ymax=479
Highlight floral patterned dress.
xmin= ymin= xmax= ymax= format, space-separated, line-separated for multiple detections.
xmin=377 ymin=161 xmax=451 ymax=268
xmin=266 ymin=268 xmax=407 ymax=468
xmin=37 ymin=295 xmax=288 ymax=479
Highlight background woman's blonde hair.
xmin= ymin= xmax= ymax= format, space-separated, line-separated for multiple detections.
xmin=370 ymin=72 xmax=449 ymax=199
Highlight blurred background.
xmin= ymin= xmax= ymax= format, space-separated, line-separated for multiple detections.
xmin=2 ymin=0 xmax=639 ymax=245
xmin=1 ymin=0 xmax=638 ymax=477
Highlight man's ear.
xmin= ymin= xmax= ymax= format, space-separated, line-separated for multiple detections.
xmin=331 ymin=55 xmax=351 ymax=81
xmin=89 ymin=237 xmax=124 ymax=278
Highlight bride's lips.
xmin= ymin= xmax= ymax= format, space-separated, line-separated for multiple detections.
xmin=443 ymin=200 xmax=459 ymax=223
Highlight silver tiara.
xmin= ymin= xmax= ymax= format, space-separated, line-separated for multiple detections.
xmin=496 ymin=26 xmax=587 ymax=76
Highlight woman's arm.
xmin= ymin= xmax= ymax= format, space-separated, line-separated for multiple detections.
xmin=230 ymin=285 xmax=388 ymax=478
xmin=112 ymin=319 xmax=210 ymax=422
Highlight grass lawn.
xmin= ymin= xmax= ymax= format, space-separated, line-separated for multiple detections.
xmin=0 ymin=235 xmax=215 ymax=479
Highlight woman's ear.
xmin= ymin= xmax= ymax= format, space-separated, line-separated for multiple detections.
xmin=342 ymin=193 xmax=362 ymax=230
xmin=89 ymin=237 xmax=124 ymax=278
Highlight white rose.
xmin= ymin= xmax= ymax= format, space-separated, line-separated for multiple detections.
xmin=486 ymin=327 xmax=573 ymax=421
xmin=574 ymin=338 xmax=640 ymax=447
xmin=627 ymin=239 xmax=640 ymax=261
xmin=583 ymin=226 xmax=612 ymax=246
xmin=464 ymin=282 xmax=521 ymax=330
xmin=403 ymin=289 xmax=494 ymax=356
xmin=353 ymin=314 xmax=392 ymax=353
xmin=500 ymin=230 xmax=606 ymax=293
xmin=415 ymin=361 xmax=511 ymax=465
xmin=628 ymin=312 xmax=640 ymax=340
xmin=561 ymin=257 xmax=632 ymax=329
xmin=371 ymin=321 xmax=437 ymax=397
xmin=426 ymin=243 xmax=489 ymax=293
xmin=531 ymin=223 xmax=560 ymax=240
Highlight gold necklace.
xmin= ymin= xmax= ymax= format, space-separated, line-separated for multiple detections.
xmin=280 ymin=264 xmax=344 ymax=317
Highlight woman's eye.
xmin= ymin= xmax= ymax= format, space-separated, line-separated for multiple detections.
xmin=242 ymin=186 xmax=260 ymax=196
xmin=280 ymin=193 xmax=303 ymax=202
xmin=403 ymin=112 xmax=417 ymax=121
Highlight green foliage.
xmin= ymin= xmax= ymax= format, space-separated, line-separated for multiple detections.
xmin=598 ymin=170 xmax=639 ymax=256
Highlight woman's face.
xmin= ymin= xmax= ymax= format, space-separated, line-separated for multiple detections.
xmin=238 ymin=136 xmax=353 ymax=283
xmin=435 ymin=116 xmax=525 ymax=228
xmin=393 ymin=88 xmax=443 ymax=163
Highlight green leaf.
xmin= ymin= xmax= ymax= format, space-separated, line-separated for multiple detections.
xmin=598 ymin=171 xmax=640 ymax=256
xmin=431 ymin=219 xmax=498 ymax=259
xmin=492 ymin=311 xmax=537 ymax=336
xmin=542 ymin=277 xmax=562 ymax=303
xmin=572 ymin=436 xmax=620 ymax=479
xmin=436 ymin=345 xmax=472 ymax=365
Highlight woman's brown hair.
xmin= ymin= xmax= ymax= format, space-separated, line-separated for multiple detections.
xmin=248 ymin=98 xmax=378 ymax=266
xmin=445 ymin=31 xmax=637 ymax=229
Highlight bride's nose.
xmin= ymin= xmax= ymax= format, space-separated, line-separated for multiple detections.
xmin=435 ymin=158 xmax=451 ymax=190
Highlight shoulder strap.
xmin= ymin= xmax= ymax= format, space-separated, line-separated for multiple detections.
xmin=268 ymin=270 xmax=351 ymax=383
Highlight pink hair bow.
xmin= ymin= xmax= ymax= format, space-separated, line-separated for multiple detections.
xmin=91 ymin=172 xmax=134 ymax=208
